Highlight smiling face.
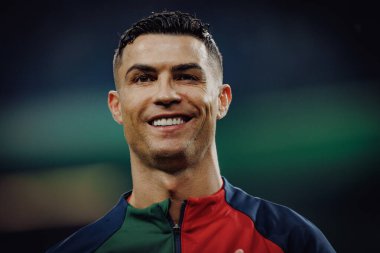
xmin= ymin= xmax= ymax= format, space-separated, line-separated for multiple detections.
xmin=109 ymin=34 xmax=231 ymax=172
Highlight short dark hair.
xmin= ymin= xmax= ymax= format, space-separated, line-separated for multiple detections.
xmin=113 ymin=11 xmax=223 ymax=82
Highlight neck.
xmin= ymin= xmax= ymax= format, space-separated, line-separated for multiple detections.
xmin=128 ymin=143 xmax=223 ymax=223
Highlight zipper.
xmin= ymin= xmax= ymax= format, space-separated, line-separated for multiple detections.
xmin=172 ymin=223 xmax=181 ymax=253
xmin=168 ymin=200 xmax=187 ymax=253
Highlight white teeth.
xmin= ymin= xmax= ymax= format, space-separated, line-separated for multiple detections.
xmin=152 ymin=117 xmax=185 ymax=126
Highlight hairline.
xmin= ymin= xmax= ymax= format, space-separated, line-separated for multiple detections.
xmin=113 ymin=33 xmax=223 ymax=89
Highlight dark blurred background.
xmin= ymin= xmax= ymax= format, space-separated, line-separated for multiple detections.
xmin=1 ymin=0 xmax=379 ymax=252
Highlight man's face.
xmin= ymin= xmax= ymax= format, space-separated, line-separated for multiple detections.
xmin=109 ymin=34 xmax=231 ymax=171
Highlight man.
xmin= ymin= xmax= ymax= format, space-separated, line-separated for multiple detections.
xmin=47 ymin=11 xmax=335 ymax=253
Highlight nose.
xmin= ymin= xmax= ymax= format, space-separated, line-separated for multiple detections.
xmin=153 ymin=78 xmax=181 ymax=107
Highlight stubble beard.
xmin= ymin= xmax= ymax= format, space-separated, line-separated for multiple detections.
xmin=130 ymin=137 xmax=212 ymax=175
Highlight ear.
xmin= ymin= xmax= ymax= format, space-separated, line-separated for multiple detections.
xmin=108 ymin=90 xmax=123 ymax=124
xmin=217 ymin=84 xmax=232 ymax=120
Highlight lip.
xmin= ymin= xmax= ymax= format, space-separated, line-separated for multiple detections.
xmin=146 ymin=113 xmax=193 ymax=125
xmin=148 ymin=122 xmax=190 ymax=133
xmin=145 ymin=113 xmax=195 ymax=134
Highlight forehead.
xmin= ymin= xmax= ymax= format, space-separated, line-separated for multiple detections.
xmin=119 ymin=34 xmax=209 ymax=70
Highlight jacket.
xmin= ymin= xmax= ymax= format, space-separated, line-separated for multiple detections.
xmin=47 ymin=177 xmax=335 ymax=253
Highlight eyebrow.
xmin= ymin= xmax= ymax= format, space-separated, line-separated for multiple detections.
xmin=125 ymin=64 xmax=156 ymax=76
xmin=171 ymin=63 xmax=203 ymax=72
xmin=125 ymin=63 xmax=204 ymax=77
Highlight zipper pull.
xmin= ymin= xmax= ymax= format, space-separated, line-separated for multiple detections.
xmin=173 ymin=223 xmax=180 ymax=233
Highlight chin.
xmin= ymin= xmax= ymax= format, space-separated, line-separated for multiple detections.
xmin=152 ymin=148 xmax=186 ymax=160
xmin=149 ymin=148 xmax=192 ymax=173
xmin=150 ymin=142 xmax=188 ymax=157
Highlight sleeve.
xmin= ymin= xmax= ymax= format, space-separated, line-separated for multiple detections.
xmin=46 ymin=194 xmax=129 ymax=253
xmin=287 ymin=221 xmax=336 ymax=253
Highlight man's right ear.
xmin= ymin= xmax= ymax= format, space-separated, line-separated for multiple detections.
xmin=108 ymin=90 xmax=123 ymax=125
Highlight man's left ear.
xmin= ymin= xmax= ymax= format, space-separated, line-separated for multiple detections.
xmin=217 ymin=84 xmax=232 ymax=120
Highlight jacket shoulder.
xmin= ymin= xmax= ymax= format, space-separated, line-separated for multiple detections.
xmin=223 ymin=178 xmax=336 ymax=253
xmin=46 ymin=193 xmax=129 ymax=253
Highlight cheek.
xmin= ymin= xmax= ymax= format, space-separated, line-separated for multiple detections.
xmin=195 ymin=96 xmax=219 ymax=126
xmin=119 ymin=89 xmax=147 ymax=115
xmin=118 ymin=97 xmax=140 ymax=131
xmin=201 ymin=92 xmax=219 ymax=116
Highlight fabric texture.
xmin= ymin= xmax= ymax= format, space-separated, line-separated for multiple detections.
xmin=47 ymin=177 xmax=335 ymax=253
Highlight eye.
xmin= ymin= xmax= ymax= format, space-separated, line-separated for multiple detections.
xmin=176 ymin=74 xmax=199 ymax=81
xmin=133 ymin=74 xmax=155 ymax=83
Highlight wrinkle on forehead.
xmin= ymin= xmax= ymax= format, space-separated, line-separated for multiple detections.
xmin=114 ymin=34 xmax=221 ymax=88
xmin=120 ymin=34 xmax=208 ymax=70
xmin=122 ymin=34 xmax=208 ymax=68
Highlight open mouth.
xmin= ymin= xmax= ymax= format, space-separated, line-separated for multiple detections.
xmin=148 ymin=116 xmax=192 ymax=127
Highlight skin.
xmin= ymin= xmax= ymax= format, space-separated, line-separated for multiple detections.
xmin=108 ymin=34 xmax=232 ymax=224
